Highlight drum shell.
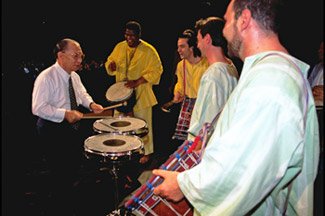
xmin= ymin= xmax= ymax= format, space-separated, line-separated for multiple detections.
xmin=84 ymin=134 xmax=144 ymax=164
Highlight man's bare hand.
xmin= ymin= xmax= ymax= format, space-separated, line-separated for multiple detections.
xmin=90 ymin=103 xmax=104 ymax=113
xmin=108 ymin=61 xmax=117 ymax=71
xmin=152 ymin=169 xmax=184 ymax=202
xmin=125 ymin=77 xmax=147 ymax=88
xmin=173 ymin=91 xmax=184 ymax=103
xmin=65 ymin=110 xmax=83 ymax=123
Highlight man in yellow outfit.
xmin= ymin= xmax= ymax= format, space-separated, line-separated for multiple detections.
xmin=105 ymin=21 xmax=163 ymax=163
xmin=172 ymin=29 xmax=209 ymax=141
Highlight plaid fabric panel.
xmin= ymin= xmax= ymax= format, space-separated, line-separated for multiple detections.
xmin=172 ymin=97 xmax=196 ymax=140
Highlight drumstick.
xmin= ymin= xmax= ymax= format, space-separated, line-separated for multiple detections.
xmin=81 ymin=102 xmax=127 ymax=119
xmin=82 ymin=115 xmax=112 ymax=119
xmin=103 ymin=101 xmax=127 ymax=111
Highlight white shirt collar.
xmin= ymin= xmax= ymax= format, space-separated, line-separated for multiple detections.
xmin=54 ymin=61 xmax=71 ymax=81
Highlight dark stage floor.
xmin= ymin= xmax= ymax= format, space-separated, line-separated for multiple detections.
xmin=2 ymin=104 xmax=182 ymax=216
xmin=18 ymin=153 xmax=164 ymax=216
xmin=3 ymin=143 xmax=323 ymax=216
xmin=2 ymin=105 xmax=324 ymax=216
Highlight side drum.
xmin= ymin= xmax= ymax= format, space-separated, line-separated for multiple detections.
xmin=84 ymin=134 xmax=144 ymax=164
xmin=93 ymin=116 xmax=148 ymax=137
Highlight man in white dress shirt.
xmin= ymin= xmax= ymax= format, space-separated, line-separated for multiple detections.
xmin=32 ymin=38 xmax=103 ymax=215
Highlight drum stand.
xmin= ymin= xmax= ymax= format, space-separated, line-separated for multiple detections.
xmin=106 ymin=164 xmax=135 ymax=216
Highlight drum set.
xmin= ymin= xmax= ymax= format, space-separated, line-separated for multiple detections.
xmin=83 ymin=82 xmax=148 ymax=216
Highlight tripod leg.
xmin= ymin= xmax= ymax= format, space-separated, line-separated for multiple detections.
xmin=109 ymin=165 xmax=120 ymax=211
xmin=106 ymin=164 xmax=137 ymax=216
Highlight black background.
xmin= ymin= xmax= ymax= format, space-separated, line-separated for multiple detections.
xmin=1 ymin=0 xmax=324 ymax=215
xmin=2 ymin=0 xmax=324 ymax=69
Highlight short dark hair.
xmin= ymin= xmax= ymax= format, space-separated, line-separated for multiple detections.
xmin=232 ymin=0 xmax=282 ymax=33
xmin=179 ymin=29 xmax=201 ymax=57
xmin=126 ymin=21 xmax=142 ymax=38
xmin=53 ymin=38 xmax=78 ymax=59
xmin=195 ymin=17 xmax=227 ymax=50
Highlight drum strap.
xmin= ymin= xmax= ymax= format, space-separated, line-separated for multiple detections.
xmin=196 ymin=104 xmax=224 ymax=162
xmin=183 ymin=59 xmax=186 ymax=98
xmin=257 ymin=53 xmax=309 ymax=131
xmin=259 ymin=53 xmax=309 ymax=216
xmin=196 ymin=53 xmax=309 ymax=165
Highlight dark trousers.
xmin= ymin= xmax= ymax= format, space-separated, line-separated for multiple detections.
xmin=37 ymin=118 xmax=90 ymax=215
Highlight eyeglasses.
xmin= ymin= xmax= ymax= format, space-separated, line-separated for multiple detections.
xmin=63 ymin=51 xmax=85 ymax=60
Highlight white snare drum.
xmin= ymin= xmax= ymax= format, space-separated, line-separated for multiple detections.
xmin=106 ymin=81 xmax=133 ymax=103
xmin=93 ymin=116 xmax=148 ymax=137
xmin=84 ymin=134 xmax=144 ymax=163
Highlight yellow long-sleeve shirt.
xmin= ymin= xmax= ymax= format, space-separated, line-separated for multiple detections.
xmin=105 ymin=40 xmax=163 ymax=111
xmin=174 ymin=58 xmax=209 ymax=99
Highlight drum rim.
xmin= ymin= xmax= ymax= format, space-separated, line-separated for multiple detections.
xmin=93 ymin=116 xmax=148 ymax=135
xmin=84 ymin=133 xmax=144 ymax=157
xmin=105 ymin=81 xmax=134 ymax=102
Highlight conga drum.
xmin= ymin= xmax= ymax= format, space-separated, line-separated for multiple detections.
xmin=93 ymin=116 xmax=148 ymax=138
xmin=106 ymin=81 xmax=136 ymax=113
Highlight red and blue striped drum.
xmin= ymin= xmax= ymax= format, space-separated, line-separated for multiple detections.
xmin=125 ymin=138 xmax=201 ymax=215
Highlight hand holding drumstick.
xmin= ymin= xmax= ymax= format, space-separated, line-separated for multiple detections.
xmin=90 ymin=102 xmax=104 ymax=113
xmin=66 ymin=102 xmax=104 ymax=122
xmin=82 ymin=101 xmax=128 ymax=119
xmin=90 ymin=101 xmax=128 ymax=112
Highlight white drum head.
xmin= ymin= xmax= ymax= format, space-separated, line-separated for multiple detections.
xmin=106 ymin=81 xmax=133 ymax=102
xmin=84 ymin=134 xmax=143 ymax=156
xmin=93 ymin=116 xmax=147 ymax=134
